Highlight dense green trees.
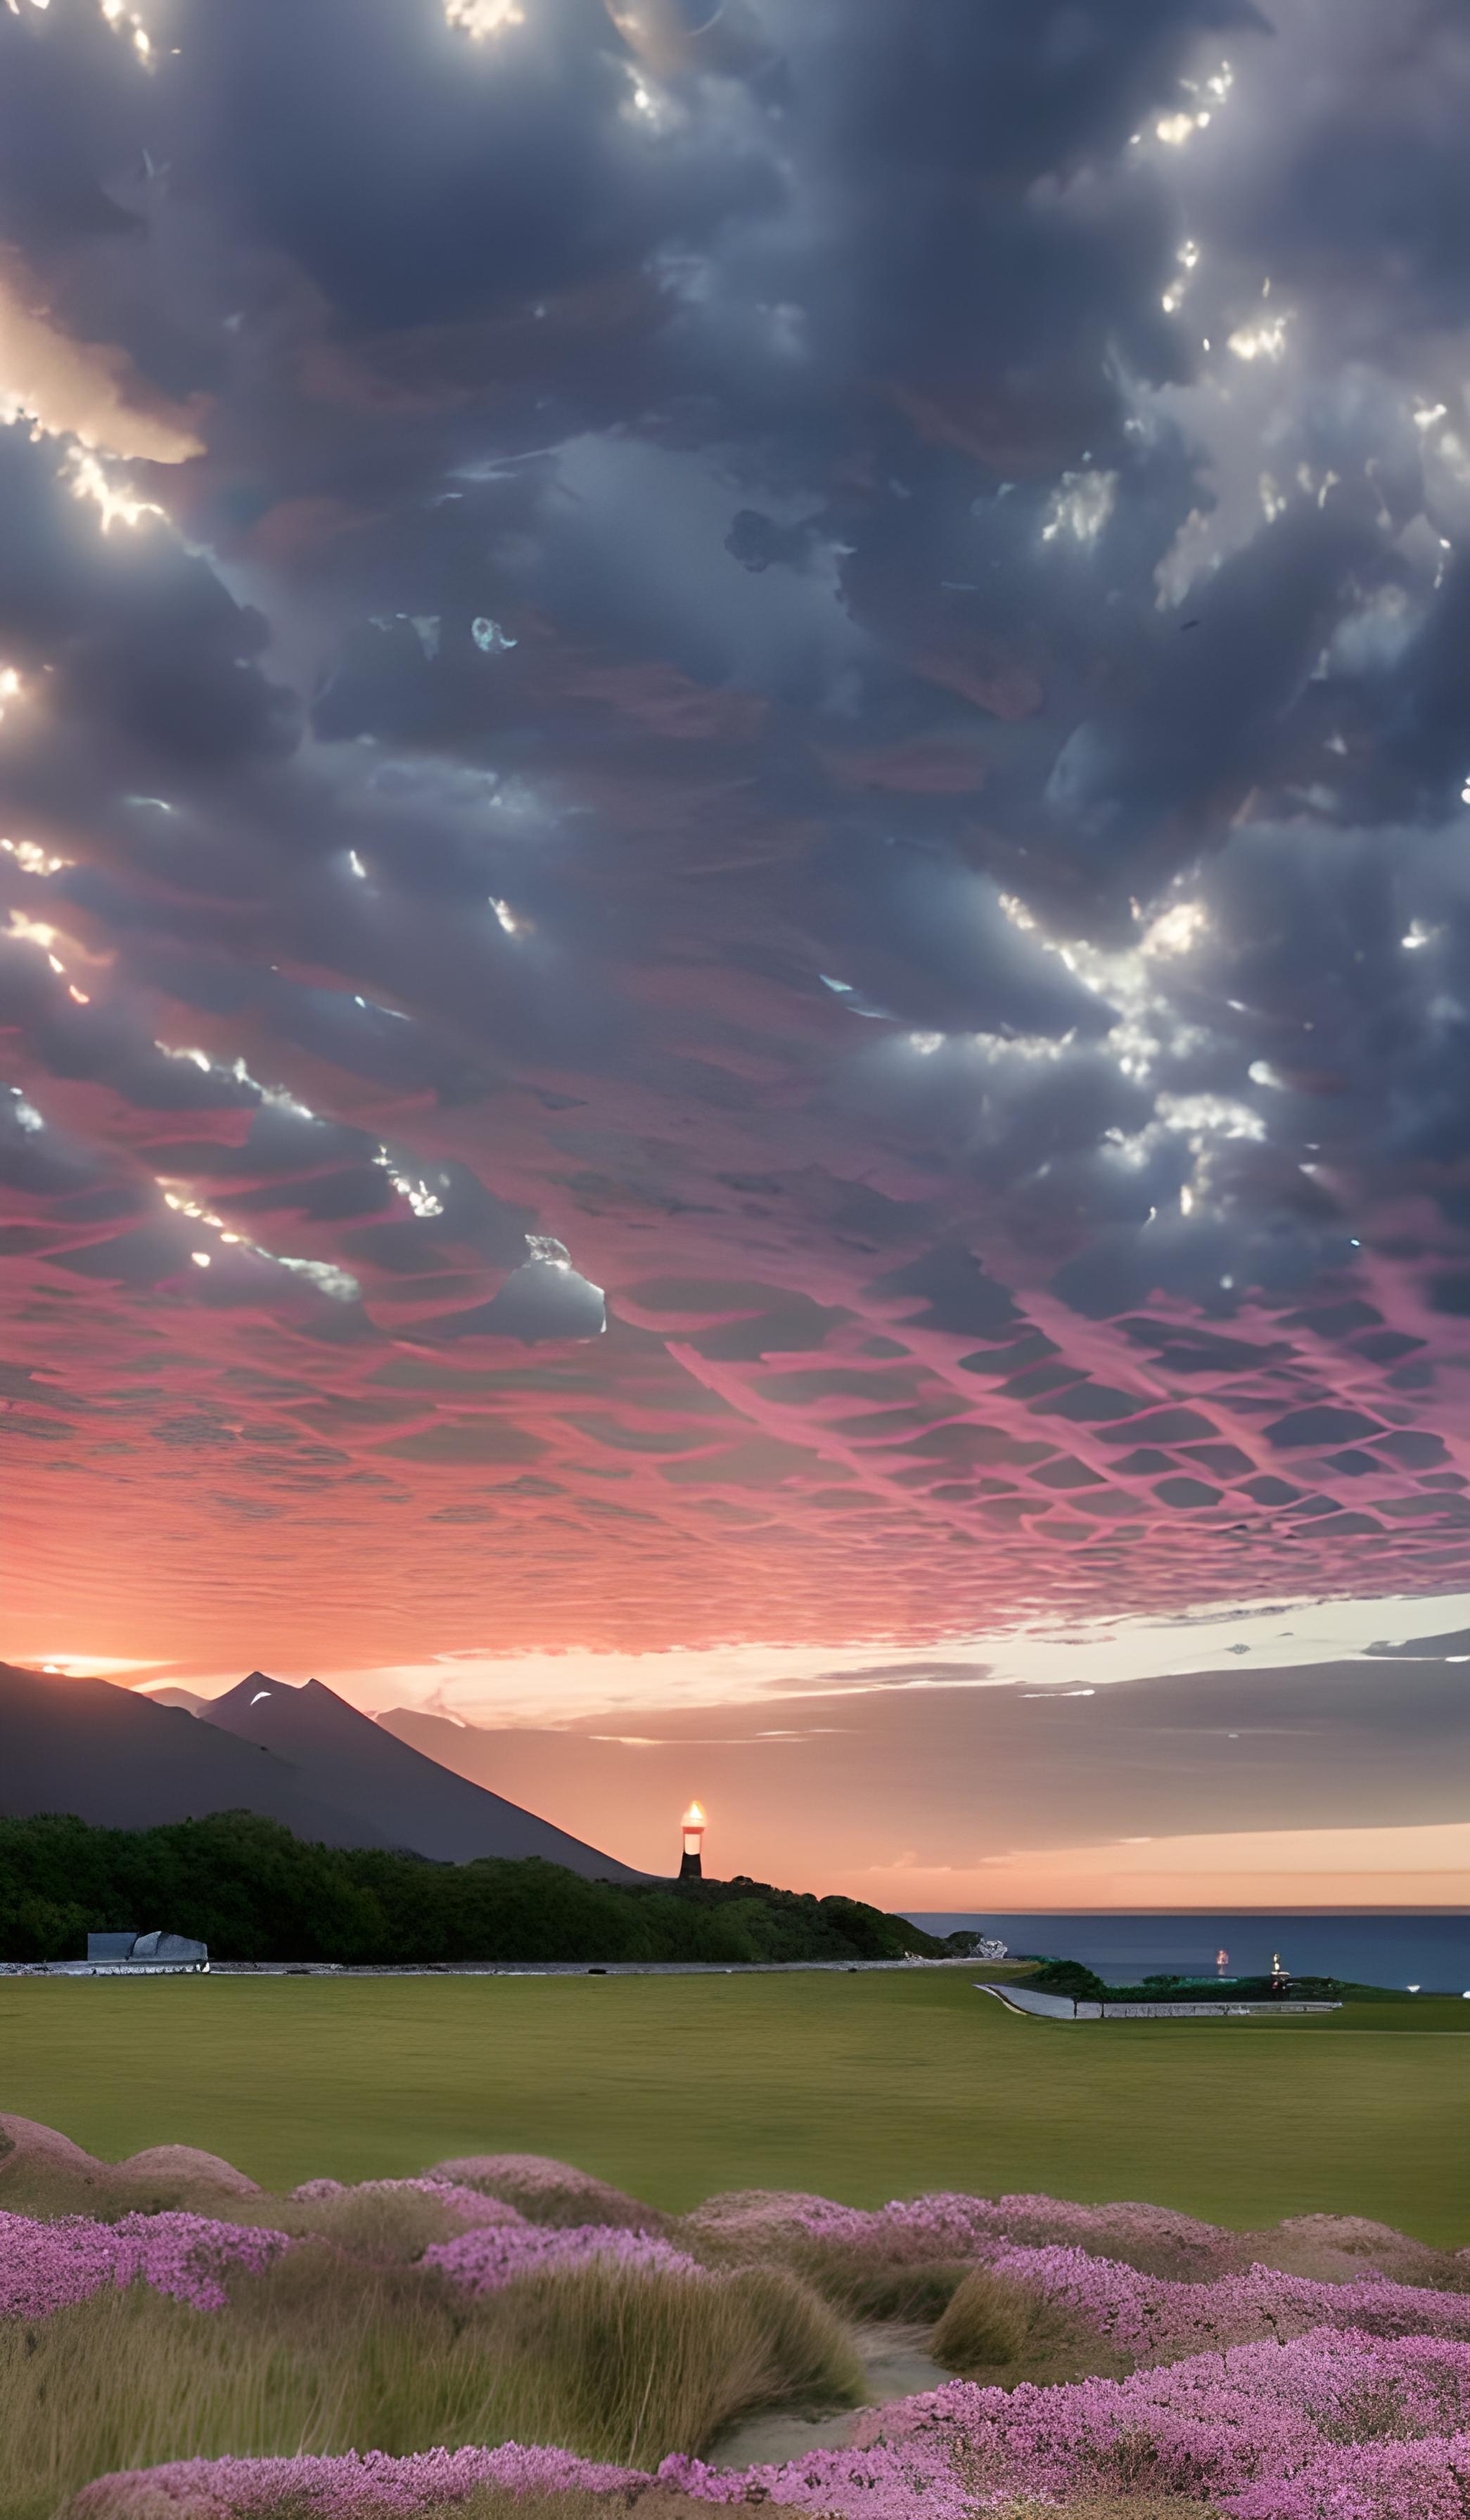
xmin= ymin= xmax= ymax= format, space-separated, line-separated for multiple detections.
xmin=0 ymin=1813 xmax=945 ymax=1966
xmin=1027 ymin=1958 xmax=1109 ymax=2000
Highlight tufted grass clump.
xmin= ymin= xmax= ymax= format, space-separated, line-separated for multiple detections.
xmin=276 ymin=2183 xmax=479 ymax=2263
xmin=0 ymin=2249 xmax=862 ymax=2520
xmin=774 ymin=2237 xmax=972 ymax=2322
xmin=931 ymin=2265 xmax=1126 ymax=2386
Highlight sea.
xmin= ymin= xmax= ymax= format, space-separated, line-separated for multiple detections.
xmin=902 ymin=1911 xmax=1470 ymax=1993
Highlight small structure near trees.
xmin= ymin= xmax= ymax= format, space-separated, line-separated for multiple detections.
xmin=85 ymin=1930 xmax=208 ymax=1972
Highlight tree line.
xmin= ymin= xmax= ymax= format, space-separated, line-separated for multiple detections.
xmin=0 ymin=1811 xmax=948 ymax=1966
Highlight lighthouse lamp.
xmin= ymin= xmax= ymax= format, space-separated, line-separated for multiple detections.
xmin=679 ymin=1802 xmax=705 ymax=1881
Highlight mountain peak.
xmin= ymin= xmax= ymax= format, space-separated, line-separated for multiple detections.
xmin=224 ymin=1671 xmax=309 ymax=1711
xmin=196 ymin=1670 xmax=645 ymax=1878
xmin=0 ymin=1662 xmax=400 ymax=1851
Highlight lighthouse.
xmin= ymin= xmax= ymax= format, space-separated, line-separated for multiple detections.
xmin=679 ymin=1802 xmax=705 ymax=1881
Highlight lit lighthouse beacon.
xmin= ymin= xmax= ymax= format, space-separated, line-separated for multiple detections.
xmin=679 ymin=1802 xmax=706 ymax=1882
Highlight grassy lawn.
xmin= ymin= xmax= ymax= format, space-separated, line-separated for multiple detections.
xmin=4 ymin=1969 xmax=1466 ymax=2242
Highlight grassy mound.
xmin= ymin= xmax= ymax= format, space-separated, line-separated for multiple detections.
xmin=426 ymin=2156 xmax=667 ymax=2234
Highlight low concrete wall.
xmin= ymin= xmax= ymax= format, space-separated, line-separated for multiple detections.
xmin=978 ymin=1981 xmax=1341 ymax=2021
xmin=981 ymin=1981 xmax=1078 ymax=2019
xmin=1091 ymin=2000 xmax=1338 ymax=2018
xmin=9 ymin=1962 xmax=210 ymax=1978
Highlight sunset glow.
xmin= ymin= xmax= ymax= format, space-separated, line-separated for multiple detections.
xmin=1 ymin=0 xmax=1468 ymax=1917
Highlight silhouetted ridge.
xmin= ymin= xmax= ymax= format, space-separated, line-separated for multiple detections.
xmin=0 ymin=1664 xmax=643 ymax=1878
xmin=0 ymin=1663 xmax=394 ymax=1850
xmin=200 ymin=1671 xmax=644 ymax=1877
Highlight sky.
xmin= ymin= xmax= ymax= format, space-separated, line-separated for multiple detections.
xmin=2 ymin=0 xmax=1469 ymax=1905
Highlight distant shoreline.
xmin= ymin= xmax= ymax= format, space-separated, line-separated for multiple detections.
xmin=905 ymin=1905 xmax=1470 ymax=1917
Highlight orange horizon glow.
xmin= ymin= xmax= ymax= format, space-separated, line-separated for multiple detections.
xmin=6 ymin=1634 xmax=1469 ymax=1910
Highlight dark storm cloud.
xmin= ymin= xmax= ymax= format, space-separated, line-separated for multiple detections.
xmin=8 ymin=0 xmax=1470 ymax=1660
xmin=1044 ymin=502 xmax=1381 ymax=854
xmin=0 ymin=428 xmax=297 ymax=773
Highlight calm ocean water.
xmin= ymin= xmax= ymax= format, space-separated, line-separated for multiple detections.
xmin=904 ymin=1911 xmax=1470 ymax=1991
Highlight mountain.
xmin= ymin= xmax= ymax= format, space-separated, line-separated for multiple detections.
xmin=0 ymin=1664 xmax=646 ymax=1879
xmin=198 ymin=1674 xmax=646 ymax=1879
xmin=0 ymin=1663 xmax=399 ymax=1849
xmin=141 ymin=1687 xmax=211 ymax=1716
xmin=378 ymin=1705 xmax=684 ymax=1868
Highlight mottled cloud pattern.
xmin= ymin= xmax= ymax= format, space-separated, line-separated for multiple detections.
xmin=5 ymin=0 xmax=1470 ymax=1669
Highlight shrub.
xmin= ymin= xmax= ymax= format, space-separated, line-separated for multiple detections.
xmin=1027 ymin=1961 xmax=1108 ymax=2002
xmin=975 ymin=2198 xmax=1232 ymax=2283
xmin=0 ymin=2209 xmax=292 ymax=2319
xmin=424 ymin=2159 xmax=665 ymax=2235
xmin=286 ymin=2187 xmax=510 ymax=2267
xmin=964 ymin=2242 xmax=1470 ymax=2367
xmin=425 ymin=2226 xmax=699 ymax=2296
xmin=679 ymin=2191 xmax=992 ymax=2320
xmin=858 ymin=2328 xmax=1470 ymax=2505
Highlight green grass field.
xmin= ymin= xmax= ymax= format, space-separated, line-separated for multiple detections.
xmin=4 ymin=1969 xmax=1467 ymax=2242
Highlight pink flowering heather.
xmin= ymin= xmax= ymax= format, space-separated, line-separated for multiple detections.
xmin=682 ymin=2187 xmax=1232 ymax=2276
xmin=290 ymin=2179 xmax=526 ymax=2230
xmin=118 ymin=2147 xmax=263 ymax=2200
xmin=868 ymin=2194 xmax=1007 ymax=2253
xmin=423 ymin=2220 xmax=703 ymax=2294
xmin=422 ymin=2157 xmax=664 ymax=2232
xmin=70 ymin=2441 xmax=966 ymax=2520
xmin=660 ymin=2442 xmax=969 ymax=2520
xmin=682 ymin=2189 xmax=1002 ymax=2259
xmin=72 ymin=2332 xmax=1470 ymax=2519
xmin=683 ymin=2188 xmax=881 ymax=2239
xmin=1252 ymin=2212 xmax=1469 ymax=2289
xmin=1222 ymin=2429 xmax=1470 ymax=2516
xmin=71 ymin=2443 xmax=652 ymax=2517
xmin=970 ymin=2241 xmax=1470 ymax=2364
xmin=854 ymin=2329 xmax=1470 ymax=2505
xmin=982 ymin=2193 xmax=1234 ymax=2275
xmin=0 ymin=2208 xmax=293 ymax=2318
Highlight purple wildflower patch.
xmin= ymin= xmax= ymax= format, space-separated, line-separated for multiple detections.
xmin=0 ymin=2209 xmax=293 ymax=2318
xmin=423 ymin=2221 xmax=703 ymax=2294
xmin=969 ymin=2241 xmax=1470 ymax=2362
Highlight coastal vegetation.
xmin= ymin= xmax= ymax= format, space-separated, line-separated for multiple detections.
xmin=0 ymin=2242 xmax=862 ymax=2512
xmin=0 ymin=1813 xmax=944 ymax=1967
xmin=1 ymin=2121 xmax=1466 ymax=2520
xmin=1025 ymin=1961 xmax=1355 ymax=2006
